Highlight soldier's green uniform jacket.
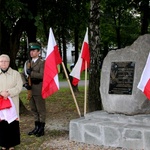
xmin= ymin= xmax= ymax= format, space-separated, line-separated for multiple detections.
xmin=22 ymin=58 xmax=45 ymax=95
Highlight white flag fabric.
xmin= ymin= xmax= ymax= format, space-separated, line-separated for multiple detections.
xmin=42 ymin=28 xmax=62 ymax=99
xmin=70 ymin=28 xmax=90 ymax=86
xmin=0 ymin=97 xmax=18 ymax=124
xmin=137 ymin=53 xmax=150 ymax=99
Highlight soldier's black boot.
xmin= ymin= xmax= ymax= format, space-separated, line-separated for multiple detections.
xmin=36 ymin=122 xmax=45 ymax=137
xmin=28 ymin=121 xmax=40 ymax=135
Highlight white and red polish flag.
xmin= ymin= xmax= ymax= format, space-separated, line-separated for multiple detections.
xmin=70 ymin=28 xmax=90 ymax=86
xmin=42 ymin=28 xmax=62 ymax=99
xmin=137 ymin=53 xmax=150 ymax=100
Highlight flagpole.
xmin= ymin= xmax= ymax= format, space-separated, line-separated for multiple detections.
xmin=84 ymin=61 xmax=88 ymax=116
xmin=61 ymin=62 xmax=81 ymax=117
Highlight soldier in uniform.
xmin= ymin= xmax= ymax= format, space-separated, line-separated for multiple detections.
xmin=22 ymin=42 xmax=46 ymax=137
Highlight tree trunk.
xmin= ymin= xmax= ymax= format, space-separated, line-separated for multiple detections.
xmin=112 ymin=6 xmax=121 ymax=49
xmin=0 ymin=23 xmax=10 ymax=54
xmin=72 ymin=0 xmax=81 ymax=92
xmin=62 ymin=27 xmax=68 ymax=79
xmin=0 ymin=21 xmax=29 ymax=114
xmin=74 ymin=0 xmax=80 ymax=64
xmin=88 ymin=0 xmax=102 ymax=112
xmin=140 ymin=0 xmax=149 ymax=35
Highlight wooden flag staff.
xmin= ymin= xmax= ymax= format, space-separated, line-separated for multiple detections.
xmin=84 ymin=61 xmax=88 ymax=116
xmin=61 ymin=62 xmax=81 ymax=117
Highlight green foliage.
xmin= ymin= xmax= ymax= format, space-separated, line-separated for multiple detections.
xmin=1 ymin=0 xmax=149 ymax=114
xmin=0 ymin=0 xmax=28 ymax=32
xmin=0 ymin=0 xmax=145 ymax=59
xmin=100 ymin=0 xmax=141 ymax=49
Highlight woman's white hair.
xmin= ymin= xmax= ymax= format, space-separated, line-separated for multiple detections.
xmin=0 ymin=54 xmax=10 ymax=61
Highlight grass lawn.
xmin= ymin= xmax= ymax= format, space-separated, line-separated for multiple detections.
xmin=20 ymin=86 xmax=85 ymax=114
xmin=17 ymin=86 xmax=86 ymax=149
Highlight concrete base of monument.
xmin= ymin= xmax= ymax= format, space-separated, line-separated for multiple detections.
xmin=69 ymin=111 xmax=150 ymax=149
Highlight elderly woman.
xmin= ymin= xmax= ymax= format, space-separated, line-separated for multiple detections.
xmin=0 ymin=54 xmax=23 ymax=150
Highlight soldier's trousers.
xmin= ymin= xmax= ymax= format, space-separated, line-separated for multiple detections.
xmin=30 ymin=95 xmax=46 ymax=122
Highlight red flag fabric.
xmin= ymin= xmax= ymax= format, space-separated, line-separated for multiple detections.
xmin=0 ymin=96 xmax=12 ymax=110
xmin=42 ymin=28 xmax=62 ymax=99
xmin=137 ymin=53 xmax=150 ymax=100
xmin=70 ymin=28 xmax=90 ymax=86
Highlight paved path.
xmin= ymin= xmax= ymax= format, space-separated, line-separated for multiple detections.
xmin=60 ymin=80 xmax=89 ymax=87
xmin=22 ymin=80 xmax=89 ymax=91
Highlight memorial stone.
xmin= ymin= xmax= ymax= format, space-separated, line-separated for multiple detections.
xmin=100 ymin=34 xmax=150 ymax=115
xmin=70 ymin=34 xmax=150 ymax=150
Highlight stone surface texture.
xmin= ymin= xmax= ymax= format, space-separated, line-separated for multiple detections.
xmin=69 ymin=34 xmax=150 ymax=149
xmin=100 ymin=34 xmax=150 ymax=115
xmin=70 ymin=111 xmax=150 ymax=150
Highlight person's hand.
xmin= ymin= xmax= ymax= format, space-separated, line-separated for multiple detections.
xmin=27 ymin=69 xmax=32 ymax=75
xmin=0 ymin=91 xmax=9 ymax=98
xmin=23 ymin=83 xmax=31 ymax=90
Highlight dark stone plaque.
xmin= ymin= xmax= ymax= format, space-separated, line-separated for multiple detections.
xmin=108 ymin=61 xmax=135 ymax=94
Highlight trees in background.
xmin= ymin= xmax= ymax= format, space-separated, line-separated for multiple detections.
xmin=0 ymin=0 xmax=150 ymax=112
xmin=88 ymin=0 xmax=102 ymax=111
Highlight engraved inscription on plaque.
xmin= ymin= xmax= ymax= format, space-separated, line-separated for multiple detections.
xmin=108 ymin=62 xmax=135 ymax=95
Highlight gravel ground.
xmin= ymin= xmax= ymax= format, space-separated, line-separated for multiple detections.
xmin=38 ymin=135 xmax=123 ymax=150
xmin=17 ymin=113 xmax=125 ymax=150
xmin=17 ymin=88 xmax=125 ymax=150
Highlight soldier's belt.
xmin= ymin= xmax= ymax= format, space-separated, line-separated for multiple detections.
xmin=31 ymin=78 xmax=43 ymax=84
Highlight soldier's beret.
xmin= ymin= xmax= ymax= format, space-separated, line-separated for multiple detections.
xmin=29 ymin=42 xmax=41 ymax=51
